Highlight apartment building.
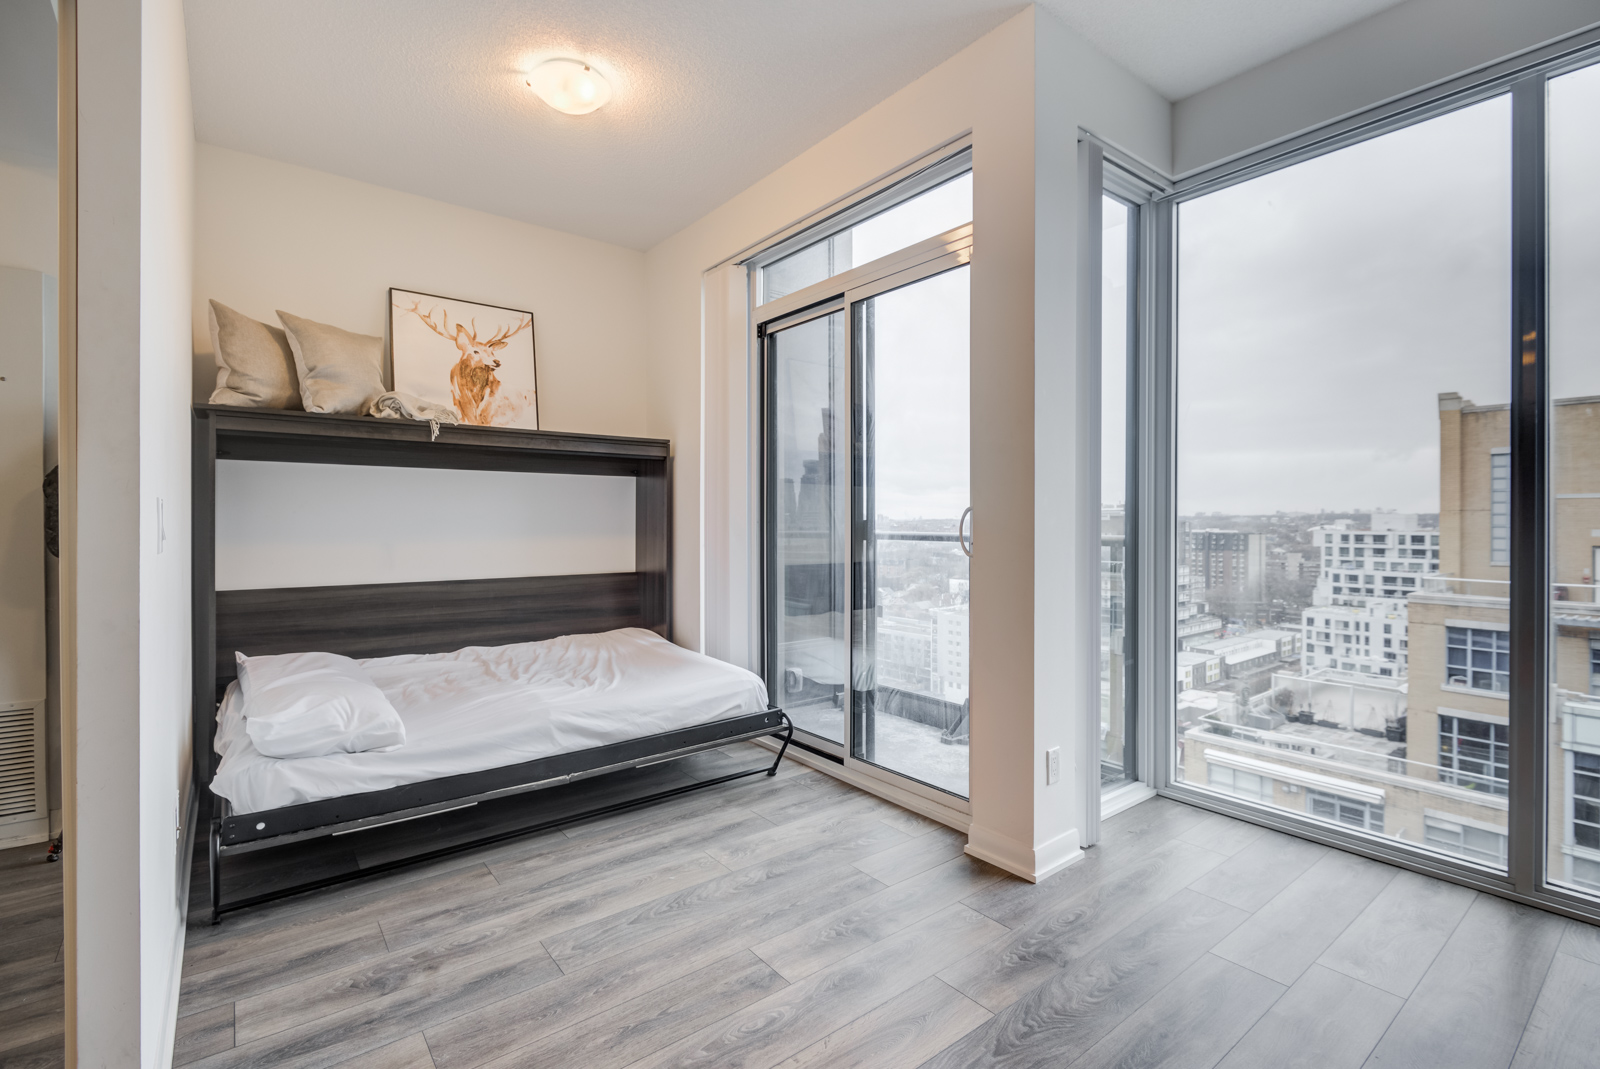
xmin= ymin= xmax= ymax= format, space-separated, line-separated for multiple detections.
xmin=1300 ymin=519 xmax=1436 ymax=677
xmin=1407 ymin=392 xmax=1600 ymax=891
xmin=1183 ymin=391 xmax=1600 ymax=886
xmin=1187 ymin=528 xmax=1265 ymax=613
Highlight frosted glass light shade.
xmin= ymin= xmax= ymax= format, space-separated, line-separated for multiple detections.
xmin=526 ymin=59 xmax=612 ymax=115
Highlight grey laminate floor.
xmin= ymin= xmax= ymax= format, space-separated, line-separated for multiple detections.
xmin=0 ymin=841 xmax=64 ymax=1069
xmin=174 ymin=744 xmax=1600 ymax=1069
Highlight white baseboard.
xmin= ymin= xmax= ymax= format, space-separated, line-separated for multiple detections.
xmin=965 ymin=823 xmax=1084 ymax=883
xmin=0 ymin=820 xmax=50 ymax=851
xmin=155 ymin=788 xmax=200 ymax=1069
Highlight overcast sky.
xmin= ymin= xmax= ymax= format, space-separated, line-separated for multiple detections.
xmin=873 ymin=265 xmax=971 ymax=523
xmin=1176 ymin=67 xmax=1600 ymax=517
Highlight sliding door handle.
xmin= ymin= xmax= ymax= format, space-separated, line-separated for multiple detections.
xmin=958 ymin=506 xmax=973 ymax=558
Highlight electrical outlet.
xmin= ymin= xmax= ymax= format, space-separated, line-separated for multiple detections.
xmin=1046 ymin=747 xmax=1061 ymax=785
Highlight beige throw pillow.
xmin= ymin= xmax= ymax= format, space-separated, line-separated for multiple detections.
xmin=208 ymin=300 xmax=302 ymax=409
xmin=277 ymin=311 xmax=387 ymax=415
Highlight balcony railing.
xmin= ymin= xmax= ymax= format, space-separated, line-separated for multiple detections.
xmin=1189 ymin=717 xmax=1509 ymax=803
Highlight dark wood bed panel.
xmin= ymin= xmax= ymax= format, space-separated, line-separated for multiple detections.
xmin=213 ymin=572 xmax=655 ymax=687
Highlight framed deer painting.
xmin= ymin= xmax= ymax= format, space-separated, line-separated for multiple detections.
xmin=390 ymin=288 xmax=539 ymax=429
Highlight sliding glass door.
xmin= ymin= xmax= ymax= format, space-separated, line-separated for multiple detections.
xmin=852 ymin=266 xmax=971 ymax=796
xmin=761 ymin=207 xmax=973 ymax=802
xmin=766 ymin=312 xmax=850 ymax=745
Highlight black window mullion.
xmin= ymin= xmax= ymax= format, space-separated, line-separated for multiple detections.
xmin=1508 ymin=74 xmax=1550 ymax=898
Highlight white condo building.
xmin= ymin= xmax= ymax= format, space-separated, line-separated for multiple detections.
xmin=1302 ymin=518 xmax=1441 ymax=678
xmin=931 ymin=605 xmax=969 ymax=702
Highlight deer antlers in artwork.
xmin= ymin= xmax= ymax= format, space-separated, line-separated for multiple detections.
xmin=399 ymin=299 xmax=531 ymax=354
xmin=397 ymin=299 xmax=533 ymax=426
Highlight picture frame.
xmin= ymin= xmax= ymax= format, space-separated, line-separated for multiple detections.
xmin=389 ymin=287 xmax=539 ymax=429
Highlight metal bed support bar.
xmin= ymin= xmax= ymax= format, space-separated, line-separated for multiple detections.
xmin=209 ymin=714 xmax=793 ymax=923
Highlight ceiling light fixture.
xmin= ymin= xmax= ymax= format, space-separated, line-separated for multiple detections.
xmin=526 ymin=59 xmax=612 ymax=116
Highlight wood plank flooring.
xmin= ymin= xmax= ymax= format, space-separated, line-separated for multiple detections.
xmin=175 ymin=744 xmax=1600 ymax=1069
xmin=0 ymin=841 xmax=64 ymax=1069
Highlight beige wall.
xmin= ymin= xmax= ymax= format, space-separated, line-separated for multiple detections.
xmin=0 ymin=161 xmax=56 ymax=276
xmin=1555 ymin=399 xmax=1600 ymax=597
xmin=1406 ymin=598 xmax=1509 ymax=786
xmin=643 ymin=6 xmax=1170 ymax=879
xmin=192 ymin=144 xmax=650 ymax=437
xmin=1439 ymin=400 xmax=1510 ymax=584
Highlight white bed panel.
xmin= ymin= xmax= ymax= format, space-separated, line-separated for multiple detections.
xmin=211 ymin=628 xmax=769 ymax=814
xmin=216 ymin=460 xmax=636 ymax=590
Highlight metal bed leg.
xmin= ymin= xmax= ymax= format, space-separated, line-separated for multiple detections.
xmin=768 ymin=717 xmax=794 ymax=776
xmin=209 ymin=818 xmax=223 ymax=925
xmin=205 ymin=716 xmax=794 ymax=919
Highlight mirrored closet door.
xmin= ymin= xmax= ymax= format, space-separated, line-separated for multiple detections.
xmin=0 ymin=1 xmax=64 ymax=1064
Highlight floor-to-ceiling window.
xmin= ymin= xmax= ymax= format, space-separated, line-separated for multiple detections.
xmin=1159 ymin=40 xmax=1600 ymax=921
xmin=759 ymin=152 xmax=973 ymax=803
xmin=1171 ymin=92 xmax=1513 ymax=869
xmin=1100 ymin=193 xmax=1134 ymax=794
xmin=1546 ymin=57 xmax=1600 ymax=903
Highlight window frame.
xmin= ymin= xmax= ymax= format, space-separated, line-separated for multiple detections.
xmin=1139 ymin=26 xmax=1600 ymax=926
xmin=1082 ymin=136 xmax=1171 ymax=841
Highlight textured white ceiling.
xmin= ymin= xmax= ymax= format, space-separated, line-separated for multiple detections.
xmin=184 ymin=0 xmax=1409 ymax=249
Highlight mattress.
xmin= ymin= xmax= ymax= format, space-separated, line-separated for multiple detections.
xmin=211 ymin=627 xmax=770 ymax=814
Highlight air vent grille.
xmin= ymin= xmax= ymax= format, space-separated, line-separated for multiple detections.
xmin=0 ymin=706 xmax=41 ymax=820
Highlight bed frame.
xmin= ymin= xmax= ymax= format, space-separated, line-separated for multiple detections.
xmin=193 ymin=405 xmax=792 ymax=922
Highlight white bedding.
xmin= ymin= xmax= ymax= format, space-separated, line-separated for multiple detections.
xmin=211 ymin=627 xmax=770 ymax=814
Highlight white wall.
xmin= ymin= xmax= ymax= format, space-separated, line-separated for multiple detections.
xmin=215 ymin=462 xmax=635 ymax=589
xmin=139 ymin=0 xmax=195 ymax=1062
xmin=1173 ymin=0 xmax=1600 ymax=174
xmin=193 ymin=144 xmax=650 ymax=437
xmin=0 ymin=160 xmax=55 ymax=275
xmin=645 ymin=6 xmax=1169 ymax=879
xmin=72 ymin=0 xmax=194 ymax=1065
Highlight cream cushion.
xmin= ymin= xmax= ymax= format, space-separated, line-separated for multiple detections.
xmin=277 ymin=311 xmax=387 ymax=415
xmin=208 ymin=300 xmax=302 ymax=409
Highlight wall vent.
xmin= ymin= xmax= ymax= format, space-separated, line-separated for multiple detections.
xmin=0 ymin=705 xmax=44 ymax=825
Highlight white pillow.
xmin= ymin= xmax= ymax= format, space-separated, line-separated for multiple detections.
xmin=235 ymin=651 xmax=406 ymax=759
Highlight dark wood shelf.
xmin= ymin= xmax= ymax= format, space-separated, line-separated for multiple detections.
xmin=195 ymin=404 xmax=669 ymax=477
